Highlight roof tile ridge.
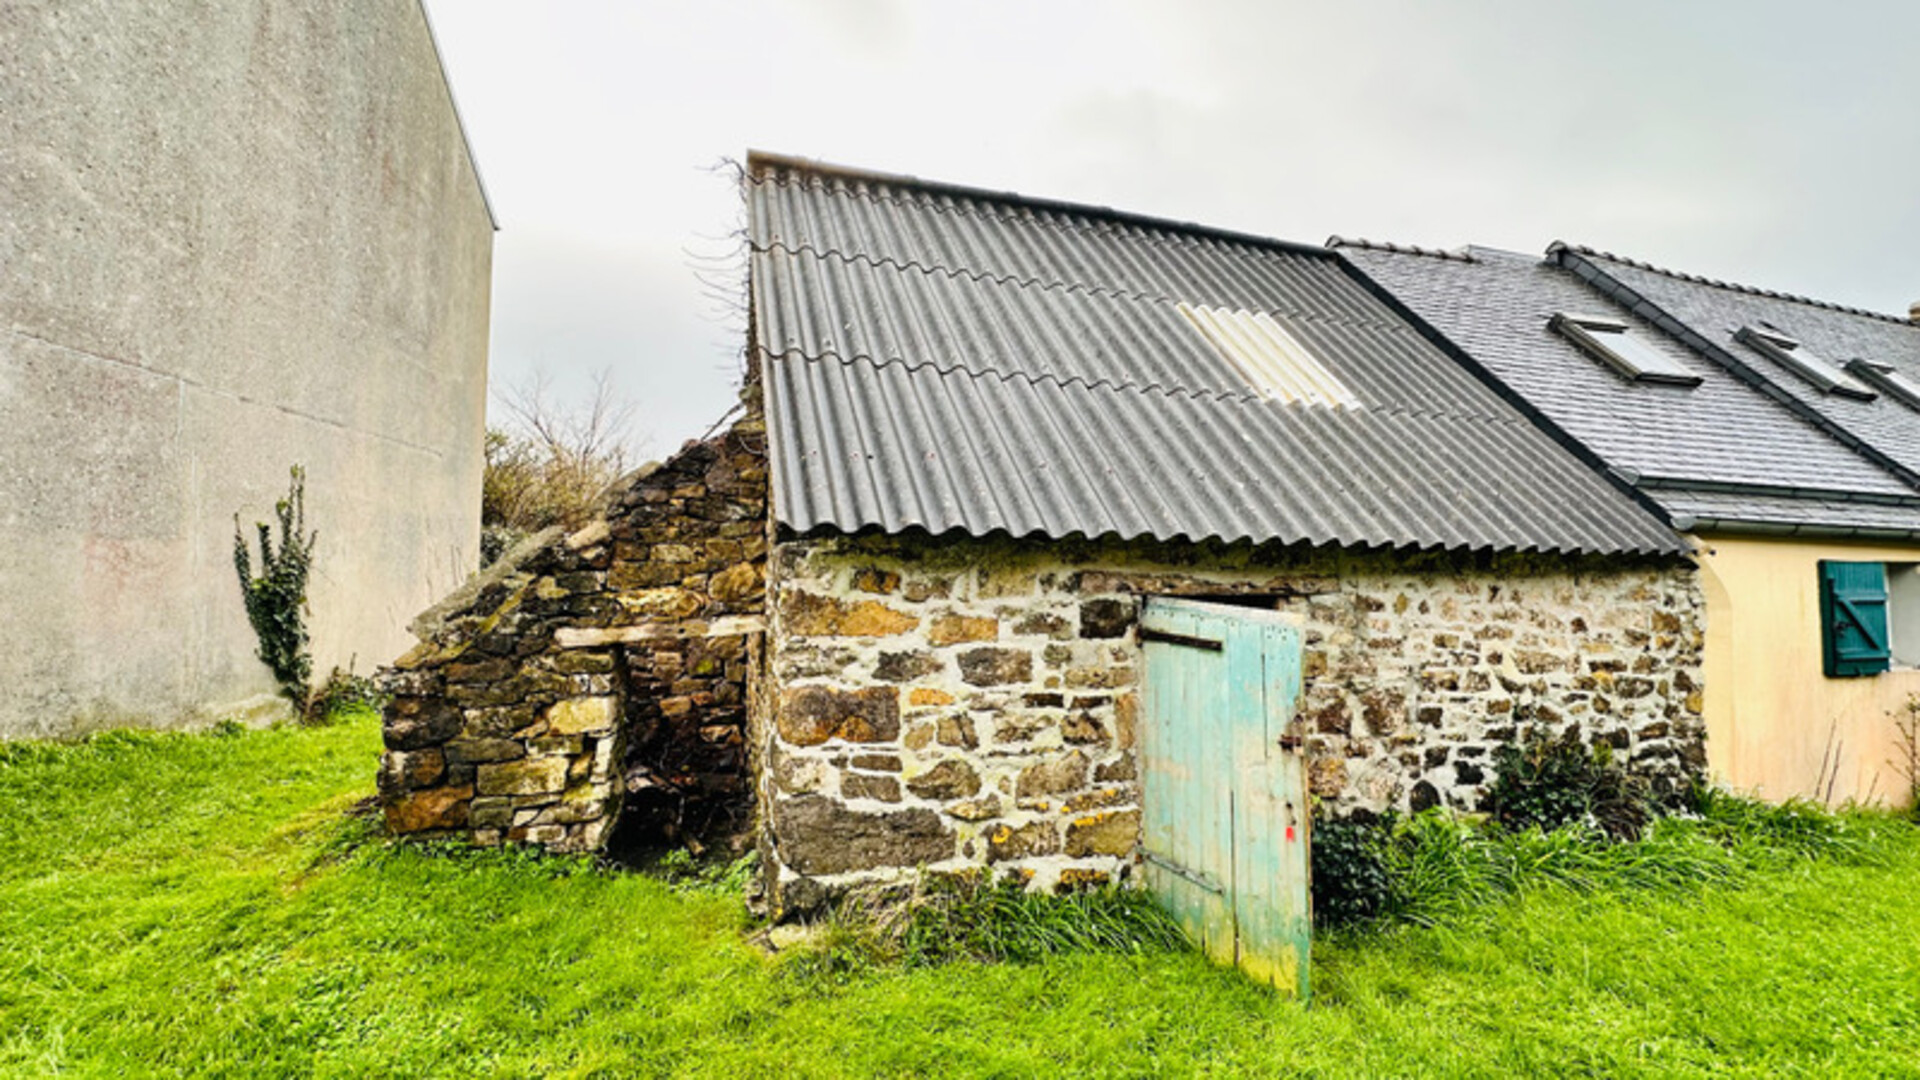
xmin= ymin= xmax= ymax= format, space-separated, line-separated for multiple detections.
xmin=1325 ymin=235 xmax=1479 ymax=263
xmin=1550 ymin=241 xmax=1908 ymax=326
xmin=749 ymin=164 xmax=1317 ymax=260
xmin=751 ymin=343 xmax=1266 ymax=406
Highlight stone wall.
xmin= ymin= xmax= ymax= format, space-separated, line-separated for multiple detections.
xmin=757 ymin=532 xmax=1704 ymax=915
xmin=378 ymin=411 xmax=767 ymax=851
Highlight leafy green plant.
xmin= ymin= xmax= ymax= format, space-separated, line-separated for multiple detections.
xmin=308 ymin=663 xmax=386 ymax=726
xmin=1487 ymin=726 xmax=1652 ymax=839
xmin=1311 ymin=811 xmax=1395 ymax=928
xmin=233 ymin=467 xmax=316 ymax=708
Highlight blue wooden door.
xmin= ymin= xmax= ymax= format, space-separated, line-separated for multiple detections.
xmin=1140 ymin=597 xmax=1310 ymax=997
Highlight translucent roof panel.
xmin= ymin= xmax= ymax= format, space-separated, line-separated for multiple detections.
xmin=1550 ymin=313 xmax=1702 ymax=386
xmin=1736 ymin=325 xmax=1877 ymax=401
xmin=1177 ymin=302 xmax=1360 ymax=408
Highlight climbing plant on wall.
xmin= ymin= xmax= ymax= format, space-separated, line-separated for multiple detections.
xmin=233 ymin=466 xmax=317 ymax=708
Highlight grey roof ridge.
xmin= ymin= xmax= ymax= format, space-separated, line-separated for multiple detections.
xmin=1327 ymin=246 xmax=1687 ymax=534
xmin=1551 ymin=246 xmax=1920 ymax=494
xmin=755 ymin=238 xmax=1431 ymax=329
xmin=1324 ymin=235 xmax=1479 ymax=263
xmin=747 ymin=150 xmax=1332 ymax=263
xmin=1549 ymin=242 xmax=1911 ymax=327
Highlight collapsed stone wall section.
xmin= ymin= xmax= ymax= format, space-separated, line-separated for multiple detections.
xmin=758 ymin=533 xmax=1704 ymax=916
xmin=377 ymin=408 xmax=768 ymax=852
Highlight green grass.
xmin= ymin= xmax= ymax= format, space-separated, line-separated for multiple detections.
xmin=3 ymin=718 xmax=1920 ymax=1077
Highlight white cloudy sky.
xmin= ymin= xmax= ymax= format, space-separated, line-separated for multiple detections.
xmin=424 ymin=0 xmax=1920 ymax=456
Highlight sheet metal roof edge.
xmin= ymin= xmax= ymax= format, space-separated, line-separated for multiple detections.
xmin=1548 ymin=244 xmax=1920 ymax=494
xmin=1327 ymin=244 xmax=1686 ymax=534
xmin=1549 ymin=242 xmax=1911 ymax=326
xmin=747 ymin=150 xmax=1332 ymax=264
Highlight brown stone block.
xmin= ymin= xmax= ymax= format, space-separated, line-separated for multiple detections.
xmin=1308 ymin=756 xmax=1348 ymax=797
xmin=1063 ymin=665 xmax=1132 ymax=690
xmin=1012 ymin=612 xmax=1071 ymax=639
xmin=1078 ymin=598 xmax=1133 ymax=639
xmin=935 ymin=714 xmax=977 ymax=749
xmin=902 ymin=575 xmax=952 ymax=602
xmin=778 ymin=685 xmax=900 ymax=746
xmin=1016 ymin=751 xmax=1088 ymax=797
xmin=1062 ymin=712 xmax=1109 ymax=746
xmin=444 ymin=738 xmax=526 ymax=765
xmin=842 ymin=773 xmax=902 ymax=802
xmin=772 ymin=795 xmax=955 ymax=874
xmin=384 ymin=785 xmax=473 ymax=833
xmin=929 ymin=614 xmax=999 ymax=646
xmin=710 ymin=562 xmax=763 ymax=603
xmin=377 ymin=748 xmax=445 ymax=795
xmin=476 ymin=757 xmax=570 ymax=797
xmin=547 ymin=696 xmax=619 ymax=735
xmin=906 ymin=759 xmax=981 ymax=800
xmin=986 ymin=820 xmax=1061 ymax=862
xmin=1094 ymin=755 xmax=1136 ymax=783
xmin=1065 ymin=809 xmax=1140 ymax=857
xmin=384 ymin=698 xmax=462 ymax=751
xmin=959 ymin=647 xmax=1034 ymax=686
xmin=875 ymin=650 xmax=942 ymax=683
xmin=840 ymin=601 xmax=919 ymax=637
xmin=947 ymin=795 xmax=1001 ymax=822
xmin=1064 ymin=788 xmax=1126 ymax=812
xmin=908 ymin=687 xmax=956 ymax=707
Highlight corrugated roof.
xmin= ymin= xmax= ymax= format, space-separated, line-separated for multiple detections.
xmin=1336 ymin=240 xmax=1920 ymax=535
xmin=747 ymin=154 xmax=1684 ymax=556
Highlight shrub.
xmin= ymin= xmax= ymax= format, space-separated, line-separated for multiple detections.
xmin=482 ymin=368 xmax=639 ymax=565
xmin=307 ymin=664 xmax=387 ymax=725
xmin=1311 ymin=812 xmax=1394 ymax=928
xmin=1486 ymin=726 xmax=1652 ymax=840
xmin=233 ymin=466 xmax=316 ymax=707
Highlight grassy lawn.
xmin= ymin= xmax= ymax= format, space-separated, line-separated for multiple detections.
xmin=3 ymin=717 xmax=1919 ymax=1078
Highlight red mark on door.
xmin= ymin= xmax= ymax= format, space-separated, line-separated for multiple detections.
xmin=1285 ymin=826 xmax=1296 ymax=842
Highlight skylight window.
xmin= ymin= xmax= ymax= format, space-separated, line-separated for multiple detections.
xmin=1845 ymin=359 xmax=1920 ymax=410
xmin=1549 ymin=313 xmax=1702 ymax=386
xmin=1734 ymin=325 xmax=1876 ymax=401
xmin=1176 ymin=303 xmax=1360 ymax=408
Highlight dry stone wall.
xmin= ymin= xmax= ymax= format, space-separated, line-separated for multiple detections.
xmin=757 ymin=533 xmax=1704 ymax=916
xmin=377 ymin=413 xmax=768 ymax=852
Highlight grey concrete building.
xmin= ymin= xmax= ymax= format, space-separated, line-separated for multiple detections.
xmin=1 ymin=1 xmax=494 ymax=738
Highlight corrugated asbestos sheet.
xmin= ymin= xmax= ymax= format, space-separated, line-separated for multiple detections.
xmin=748 ymin=155 xmax=1685 ymax=556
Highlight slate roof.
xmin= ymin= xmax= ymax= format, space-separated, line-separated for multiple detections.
xmin=745 ymin=154 xmax=1684 ymax=556
xmin=1337 ymin=240 xmax=1920 ymax=537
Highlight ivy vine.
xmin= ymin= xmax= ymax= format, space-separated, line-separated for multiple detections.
xmin=233 ymin=466 xmax=317 ymax=707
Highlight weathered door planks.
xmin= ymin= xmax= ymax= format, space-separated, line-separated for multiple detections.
xmin=1140 ymin=598 xmax=1310 ymax=997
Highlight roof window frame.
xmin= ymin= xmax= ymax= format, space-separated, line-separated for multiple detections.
xmin=1844 ymin=359 xmax=1920 ymax=411
xmin=1548 ymin=312 xmax=1703 ymax=387
xmin=1734 ymin=325 xmax=1877 ymax=401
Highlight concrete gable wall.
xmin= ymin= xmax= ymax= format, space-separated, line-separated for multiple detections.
xmin=1 ymin=0 xmax=492 ymax=736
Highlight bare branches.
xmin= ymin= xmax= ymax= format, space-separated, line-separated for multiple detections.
xmin=483 ymin=367 xmax=644 ymax=563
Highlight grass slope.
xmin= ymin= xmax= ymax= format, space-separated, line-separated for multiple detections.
xmin=2 ymin=718 xmax=1917 ymax=1078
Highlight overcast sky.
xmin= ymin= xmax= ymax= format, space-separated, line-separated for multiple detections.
xmin=424 ymin=0 xmax=1920 ymax=457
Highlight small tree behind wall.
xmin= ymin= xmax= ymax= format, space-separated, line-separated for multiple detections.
xmin=234 ymin=467 xmax=317 ymax=708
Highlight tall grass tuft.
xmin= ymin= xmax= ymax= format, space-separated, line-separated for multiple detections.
xmin=793 ymin=873 xmax=1187 ymax=975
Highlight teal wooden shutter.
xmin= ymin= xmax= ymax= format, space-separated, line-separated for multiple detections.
xmin=1820 ymin=561 xmax=1890 ymax=677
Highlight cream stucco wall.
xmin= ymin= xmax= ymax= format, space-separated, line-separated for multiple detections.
xmin=0 ymin=1 xmax=492 ymax=737
xmin=1697 ymin=533 xmax=1920 ymax=807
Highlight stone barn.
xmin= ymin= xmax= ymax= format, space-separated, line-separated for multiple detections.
xmin=379 ymin=154 xmax=1706 ymax=918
